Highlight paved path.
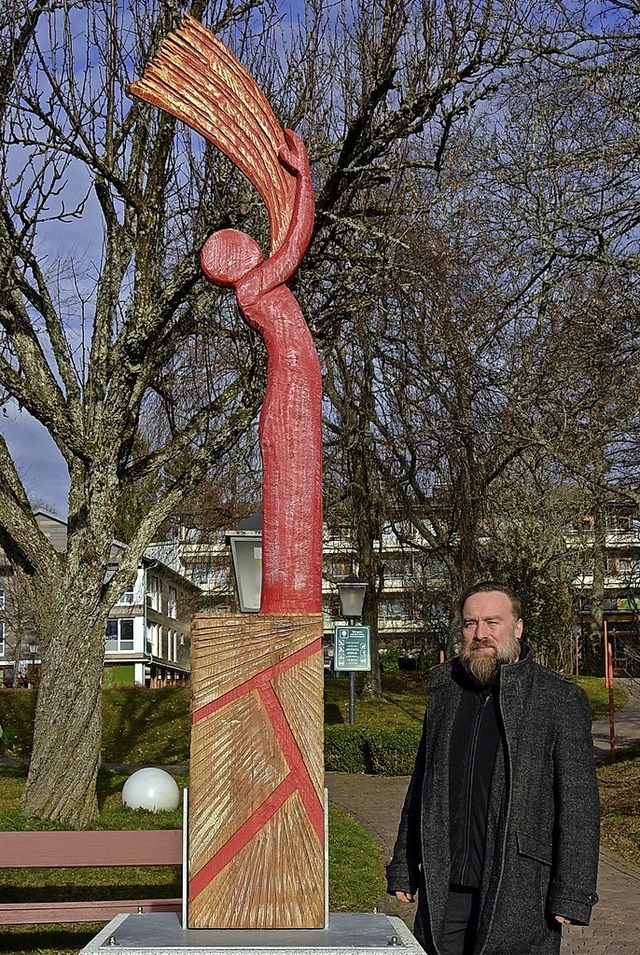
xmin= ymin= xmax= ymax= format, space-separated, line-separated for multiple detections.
xmin=592 ymin=677 xmax=640 ymax=762
xmin=327 ymin=677 xmax=640 ymax=955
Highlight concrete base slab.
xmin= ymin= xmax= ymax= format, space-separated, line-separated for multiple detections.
xmin=79 ymin=912 xmax=424 ymax=954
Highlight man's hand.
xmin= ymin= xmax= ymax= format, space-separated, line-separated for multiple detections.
xmin=395 ymin=891 xmax=416 ymax=903
xmin=554 ymin=916 xmax=573 ymax=925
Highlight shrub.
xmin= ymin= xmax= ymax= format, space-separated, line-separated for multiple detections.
xmin=0 ymin=690 xmax=36 ymax=759
xmin=324 ymin=725 xmax=370 ymax=773
xmin=324 ymin=724 xmax=422 ymax=775
xmin=367 ymin=726 xmax=422 ymax=776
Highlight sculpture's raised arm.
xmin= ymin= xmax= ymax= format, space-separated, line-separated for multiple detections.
xmin=199 ymin=128 xmax=314 ymax=311
xmin=236 ymin=129 xmax=315 ymax=304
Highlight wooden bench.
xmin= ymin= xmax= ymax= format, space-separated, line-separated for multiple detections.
xmin=0 ymin=829 xmax=183 ymax=925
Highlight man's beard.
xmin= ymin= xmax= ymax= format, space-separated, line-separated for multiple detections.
xmin=458 ymin=629 xmax=521 ymax=684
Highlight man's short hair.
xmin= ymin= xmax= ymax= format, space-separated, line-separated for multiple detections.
xmin=458 ymin=581 xmax=522 ymax=620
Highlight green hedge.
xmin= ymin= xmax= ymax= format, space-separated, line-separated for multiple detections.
xmin=325 ymin=724 xmax=422 ymax=775
xmin=2 ymin=691 xmax=422 ymax=776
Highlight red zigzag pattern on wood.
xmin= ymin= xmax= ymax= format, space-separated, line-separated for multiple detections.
xmin=189 ymin=635 xmax=323 ymax=902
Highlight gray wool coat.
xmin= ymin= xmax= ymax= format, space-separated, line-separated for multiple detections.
xmin=386 ymin=648 xmax=600 ymax=955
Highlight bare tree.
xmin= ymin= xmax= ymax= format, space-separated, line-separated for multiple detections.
xmin=320 ymin=32 xmax=640 ymax=667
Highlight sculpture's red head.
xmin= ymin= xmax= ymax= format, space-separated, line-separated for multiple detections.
xmin=200 ymin=229 xmax=264 ymax=287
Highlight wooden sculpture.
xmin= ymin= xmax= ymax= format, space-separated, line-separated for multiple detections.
xmin=130 ymin=14 xmax=322 ymax=615
xmin=130 ymin=16 xmax=325 ymax=930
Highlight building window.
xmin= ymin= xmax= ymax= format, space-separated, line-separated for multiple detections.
xmin=381 ymin=599 xmax=411 ymax=621
xmin=0 ymin=621 xmax=4 ymax=657
xmin=382 ymin=526 xmax=398 ymax=544
xmin=609 ymin=513 xmax=632 ymax=533
xmin=385 ymin=558 xmax=411 ymax=580
xmin=146 ymin=622 xmax=159 ymax=656
xmin=105 ymin=618 xmax=134 ymax=652
xmin=324 ymin=560 xmax=352 ymax=581
xmin=211 ymin=567 xmax=230 ymax=587
xmin=0 ymin=586 xmax=5 ymax=611
xmin=167 ymin=587 xmax=177 ymax=619
xmin=146 ymin=575 xmax=160 ymax=611
xmin=186 ymin=560 xmax=222 ymax=587
xmin=117 ymin=583 xmax=135 ymax=605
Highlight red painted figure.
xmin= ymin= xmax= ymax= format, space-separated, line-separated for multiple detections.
xmin=200 ymin=129 xmax=322 ymax=614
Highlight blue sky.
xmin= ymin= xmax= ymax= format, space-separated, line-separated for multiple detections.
xmin=3 ymin=403 xmax=70 ymax=518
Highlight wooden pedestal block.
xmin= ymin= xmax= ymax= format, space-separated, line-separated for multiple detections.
xmin=188 ymin=613 xmax=325 ymax=929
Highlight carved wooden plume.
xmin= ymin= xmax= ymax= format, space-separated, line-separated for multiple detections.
xmin=129 ymin=14 xmax=294 ymax=253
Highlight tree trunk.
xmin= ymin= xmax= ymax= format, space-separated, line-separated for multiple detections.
xmin=352 ymin=423 xmax=384 ymax=701
xmin=21 ymin=576 xmax=109 ymax=827
xmin=360 ymin=552 xmax=383 ymax=700
xmin=355 ymin=474 xmax=383 ymax=699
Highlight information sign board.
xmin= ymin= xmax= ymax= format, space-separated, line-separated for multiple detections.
xmin=334 ymin=625 xmax=371 ymax=672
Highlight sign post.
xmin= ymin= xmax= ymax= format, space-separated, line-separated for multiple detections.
xmin=334 ymin=625 xmax=371 ymax=724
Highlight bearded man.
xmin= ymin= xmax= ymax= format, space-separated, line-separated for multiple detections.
xmin=387 ymin=582 xmax=599 ymax=955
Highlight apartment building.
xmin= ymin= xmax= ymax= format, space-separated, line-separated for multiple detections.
xmin=0 ymin=511 xmax=199 ymax=688
xmin=160 ymin=502 xmax=640 ymax=676
xmin=152 ymin=518 xmax=437 ymax=650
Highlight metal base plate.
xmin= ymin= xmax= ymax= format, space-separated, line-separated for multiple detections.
xmin=80 ymin=912 xmax=424 ymax=954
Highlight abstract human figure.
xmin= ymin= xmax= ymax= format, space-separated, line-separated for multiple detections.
xmin=200 ymin=130 xmax=321 ymax=613
xmin=130 ymin=16 xmax=322 ymax=614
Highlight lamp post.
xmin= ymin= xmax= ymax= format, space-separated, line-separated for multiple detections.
xmin=226 ymin=511 xmax=262 ymax=613
xmin=336 ymin=572 xmax=367 ymax=725
xmin=28 ymin=640 xmax=38 ymax=689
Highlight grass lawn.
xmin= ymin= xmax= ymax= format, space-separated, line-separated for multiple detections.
xmin=0 ymin=673 xmax=625 ymax=761
xmin=325 ymin=672 xmax=427 ymax=727
xmin=324 ymin=672 xmax=626 ymax=725
xmin=0 ymin=805 xmax=386 ymax=955
xmin=597 ymin=741 xmax=640 ymax=868
xmin=574 ymin=676 xmax=627 ymax=721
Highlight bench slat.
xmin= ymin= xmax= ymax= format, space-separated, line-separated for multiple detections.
xmin=0 ymin=829 xmax=182 ymax=867
xmin=0 ymin=898 xmax=182 ymax=925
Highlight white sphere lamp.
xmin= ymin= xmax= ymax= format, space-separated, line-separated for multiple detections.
xmin=122 ymin=767 xmax=180 ymax=812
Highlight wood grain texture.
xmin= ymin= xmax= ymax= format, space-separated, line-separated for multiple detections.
xmin=131 ymin=19 xmax=323 ymax=615
xmin=188 ymin=613 xmax=325 ymax=929
xmin=128 ymin=14 xmax=293 ymax=253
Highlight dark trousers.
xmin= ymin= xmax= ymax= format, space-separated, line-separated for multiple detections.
xmin=439 ymin=886 xmax=479 ymax=955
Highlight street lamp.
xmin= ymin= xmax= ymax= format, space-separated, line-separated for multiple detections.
xmin=336 ymin=572 xmax=367 ymax=725
xmin=337 ymin=572 xmax=367 ymax=625
xmin=226 ymin=511 xmax=262 ymax=613
xmin=28 ymin=640 xmax=38 ymax=689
